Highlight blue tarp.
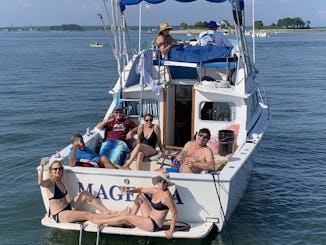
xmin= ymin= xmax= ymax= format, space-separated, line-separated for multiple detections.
xmin=168 ymin=45 xmax=232 ymax=63
xmin=121 ymin=0 xmax=228 ymax=5
xmin=120 ymin=0 xmax=244 ymax=11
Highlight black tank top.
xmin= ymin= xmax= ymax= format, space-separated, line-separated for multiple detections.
xmin=140 ymin=127 xmax=157 ymax=149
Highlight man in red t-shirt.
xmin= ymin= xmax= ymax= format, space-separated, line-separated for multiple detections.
xmin=96 ymin=105 xmax=137 ymax=167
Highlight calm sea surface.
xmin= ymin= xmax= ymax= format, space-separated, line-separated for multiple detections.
xmin=0 ymin=31 xmax=325 ymax=245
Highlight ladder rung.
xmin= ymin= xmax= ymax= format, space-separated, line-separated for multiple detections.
xmin=120 ymin=98 xmax=141 ymax=102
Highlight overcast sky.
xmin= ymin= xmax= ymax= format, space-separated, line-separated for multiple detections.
xmin=0 ymin=0 xmax=325 ymax=27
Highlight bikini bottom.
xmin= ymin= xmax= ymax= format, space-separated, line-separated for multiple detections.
xmin=148 ymin=216 xmax=161 ymax=232
xmin=51 ymin=203 xmax=72 ymax=223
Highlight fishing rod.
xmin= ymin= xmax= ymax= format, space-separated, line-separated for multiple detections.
xmin=96 ymin=13 xmax=115 ymax=54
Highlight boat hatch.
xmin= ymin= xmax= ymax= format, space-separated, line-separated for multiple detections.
xmin=41 ymin=216 xmax=214 ymax=239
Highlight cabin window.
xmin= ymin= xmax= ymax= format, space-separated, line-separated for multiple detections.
xmin=200 ymin=101 xmax=235 ymax=121
xmin=123 ymin=99 xmax=159 ymax=118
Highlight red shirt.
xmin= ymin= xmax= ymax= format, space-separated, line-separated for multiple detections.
xmin=105 ymin=118 xmax=136 ymax=141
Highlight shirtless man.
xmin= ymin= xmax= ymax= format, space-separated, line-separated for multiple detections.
xmin=177 ymin=128 xmax=215 ymax=174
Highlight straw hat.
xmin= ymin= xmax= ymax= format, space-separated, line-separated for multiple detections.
xmin=152 ymin=172 xmax=174 ymax=186
xmin=159 ymin=22 xmax=173 ymax=32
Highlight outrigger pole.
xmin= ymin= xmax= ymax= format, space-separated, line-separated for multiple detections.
xmin=252 ymin=0 xmax=256 ymax=64
xmin=138 ymin=3 xmax=142 ymax=52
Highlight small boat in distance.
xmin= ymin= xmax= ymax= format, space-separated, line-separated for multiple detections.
xmin=89 ymin=42 xmax=104 ymax=48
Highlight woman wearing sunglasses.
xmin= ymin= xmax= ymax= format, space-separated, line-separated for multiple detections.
xmin=123 ymin=113 xmax=164 ymax=170
xmin=97 ymin=172 xmax=177 ymax=239
xmin=38 ymin=158 xmax=119 ymax=224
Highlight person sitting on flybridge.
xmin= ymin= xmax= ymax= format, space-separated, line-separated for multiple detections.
xmin=155 ymin=22 xmax=179 ymax=56
xmin=198 ymin=20 xmax=233 ymax=48
xmin=199 ymin=20 xmax=237 ymax=83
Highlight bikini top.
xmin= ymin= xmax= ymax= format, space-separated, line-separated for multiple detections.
xmin=144 ymin=193 xmax=169 ymax=211
xmin=49 ymin=182 xmax=68 ymax=200
xmin=140 ymin=127 xmax=157 ymax=149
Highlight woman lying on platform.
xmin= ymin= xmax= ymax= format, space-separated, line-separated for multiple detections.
xmin=97 ymin=173 xmax=177 ymax=239
xmin=38 ymin=158 xmax=124 ymax=224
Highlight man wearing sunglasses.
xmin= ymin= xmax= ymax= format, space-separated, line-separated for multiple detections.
xmin=96 ymin=105 xmax=137 ymax=167
xmin=178 ymin=128 xmax=215 ymax=174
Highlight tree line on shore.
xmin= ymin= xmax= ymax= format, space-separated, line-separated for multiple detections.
xmin=181 ymin=17 xmax=311 ymax=30
xmin=255 ymin=17 xmax=311 ymax=29
xmin=1 ymin=17 xmax=312 ymax=32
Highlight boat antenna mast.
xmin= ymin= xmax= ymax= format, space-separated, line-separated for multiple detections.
xmin=138 ymin=3 xmax=142 ymax=52
xmin=252 ymin=0 xmax=256 ymax=64
xmin=232 ymin=0 xmax=251 ymax=75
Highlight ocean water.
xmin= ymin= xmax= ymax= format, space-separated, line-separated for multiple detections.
xmin=0 ymin=31 xmax=325 ymax=245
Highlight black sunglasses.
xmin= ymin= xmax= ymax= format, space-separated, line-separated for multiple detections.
xmin=198 ymin=133 xmax=209 ymax=139
xmin=52 ymin=167 xmax=63 ymax=171
xmin=159 ymin=179 xmax=167 ymax=184
xmin=145 ymin=118 xmax=153 ymax=122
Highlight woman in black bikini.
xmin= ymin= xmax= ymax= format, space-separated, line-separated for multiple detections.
xmin=98 ymin=172 xmax=177 ymax=239
xmin=123 ymin=113 xmax=164 ymax=170
xmin=38 ymin=158 xmax=120 ymax=224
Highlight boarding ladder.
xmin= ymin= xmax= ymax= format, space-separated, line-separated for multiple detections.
xmin=78 ymin=224 xmax=102 ymax=245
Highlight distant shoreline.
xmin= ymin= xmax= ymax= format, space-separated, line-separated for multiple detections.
xmin=1 ymin=26 xmax=325 ymax=33
xmin=171 ymin=28 xmax=326 ymax=34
